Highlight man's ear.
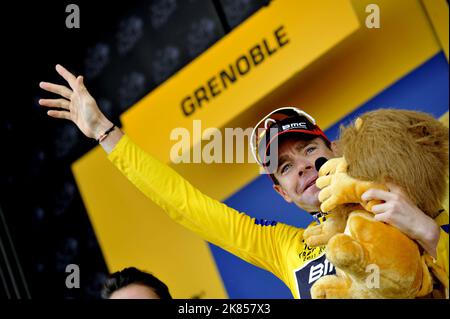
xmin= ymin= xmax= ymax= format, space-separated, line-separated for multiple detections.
xmin=273 ymin=184 xmax=293 ymax=203
xmin=330 ymin=141 xmax=341 ymax=156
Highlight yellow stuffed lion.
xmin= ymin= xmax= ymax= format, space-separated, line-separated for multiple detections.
xmin=303 ymin=109 xmax=449 ymax=299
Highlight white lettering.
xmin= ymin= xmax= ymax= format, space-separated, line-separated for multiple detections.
xmin=169 ymin=120 xmax=269 ymax=167
xmin=309 ymin=263 xmax=324 ymax=283
xmin=202 ymin=128 xmax=222 ymax=164
xmin=178 ymin=303 xmax=213 ymax=316
xmin=282 ymin=122 xmax=307 ymax=130
xmin=365 ymin=263 xmax=380 ymax=289
xmin=65 ymin=4 xmax=80 ymax=29
xmin=65 ymin=264 xmax=80 ymax=288
xmin=170 ymin=127 xmax=191 ymax=163
xmin=365 ymin=4 xmax=381 ymax=28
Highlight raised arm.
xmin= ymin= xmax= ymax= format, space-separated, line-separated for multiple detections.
xmin=39 ymin=64 xmax=300 ymax=281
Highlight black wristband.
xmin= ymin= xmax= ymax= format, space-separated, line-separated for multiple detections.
xmin=97 ymin=124 xmax=116 ymax=142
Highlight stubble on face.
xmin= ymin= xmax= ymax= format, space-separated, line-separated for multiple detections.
xmin=274 ymin=137 xmax=336 ymax=212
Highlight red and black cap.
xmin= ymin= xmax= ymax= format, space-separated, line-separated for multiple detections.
xmin=250 ymin=107 xmax=329 ymax=175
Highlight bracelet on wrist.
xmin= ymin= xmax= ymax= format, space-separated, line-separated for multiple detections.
xmin=96 ymin=124 xmax=116 ymax=143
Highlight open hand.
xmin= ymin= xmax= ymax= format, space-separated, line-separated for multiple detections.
xmin=39 ymin=64 xmax=112 ymax=139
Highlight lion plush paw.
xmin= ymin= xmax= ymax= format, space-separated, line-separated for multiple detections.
xmin=303 ymin=223 xmax=332 ymax=247
xmin=326 ymin=233 xmax=367 ymax=277
xmin=303 ymin=210 xmax=348 ymax=247
xmin=310 ymin=275 xmax=352 ymax=299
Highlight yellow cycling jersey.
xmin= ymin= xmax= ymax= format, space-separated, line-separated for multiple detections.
xmin=108 ymin=134 xmax=334 ymax=299
xmin=108 ymin=134 xmax=448 ymax=299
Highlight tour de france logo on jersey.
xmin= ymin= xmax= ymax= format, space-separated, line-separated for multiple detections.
xmin=294 ymin=242 xmax=336 ymax=299
xmin=298 ymin=241 xmax=326 ymax=262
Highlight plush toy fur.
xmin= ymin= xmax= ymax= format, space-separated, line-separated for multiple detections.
xmin=342 ymin=109 xmax=448 ymax=218
xmin=304 ymin=109 xmax=449 ymax=299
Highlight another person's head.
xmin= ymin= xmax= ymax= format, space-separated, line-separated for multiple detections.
xmin=101 ymin=267 xmax=172 ymax=299
xmin=251 ymin=107 xmax=338 ymax=212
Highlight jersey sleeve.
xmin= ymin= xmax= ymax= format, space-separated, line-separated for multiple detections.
xmin=107 ymin=134 xmax=303 ymax=281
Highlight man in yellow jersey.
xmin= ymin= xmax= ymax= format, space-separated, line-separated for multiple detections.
xmin=39 ymin=64 xmax=447 ymax=298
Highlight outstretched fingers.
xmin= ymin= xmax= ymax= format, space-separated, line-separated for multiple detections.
xmin=47 ymin=110 xmax=72 ymax=121
xmin=39 ymin=81 xmax=72 ymax=99
xmin=55 ymin=64 xmax=77 ymax=90
xmin=39 ymin=98 xmax=70 ymax=110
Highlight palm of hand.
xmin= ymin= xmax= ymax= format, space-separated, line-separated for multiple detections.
xmin=70 ymin=88 xmax=99 ymax=139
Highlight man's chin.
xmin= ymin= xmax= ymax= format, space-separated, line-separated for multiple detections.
xmin=294 ymin=201 xmax=320 ymax=213
xmin=304 ymin=185 xmax=321 ymax=201
xmin=294 ymin=197 xmax=321 ymax=212
xmin=293 ymin=186 xmax=321 ymax=212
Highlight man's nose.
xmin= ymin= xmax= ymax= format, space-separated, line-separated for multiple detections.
xmin=296 ymin=159 xmax=313 ymax=177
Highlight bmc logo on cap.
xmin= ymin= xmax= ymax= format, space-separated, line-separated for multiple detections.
xmin=282 ymin=122 xmax=307 ymax=130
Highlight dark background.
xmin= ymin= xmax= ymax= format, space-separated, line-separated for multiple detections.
xmin=1 ymin=0 xmax=270 ymax=299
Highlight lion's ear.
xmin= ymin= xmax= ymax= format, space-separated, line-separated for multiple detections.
xmin=355 ymin=117 xmax=363 ymax=131
xmin=408 ymin=122 xmax=440 ymax=146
